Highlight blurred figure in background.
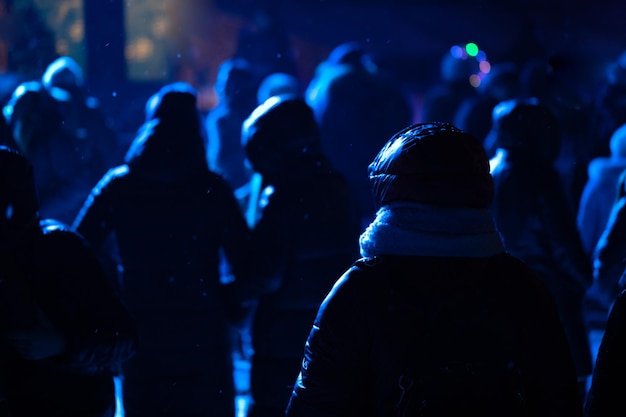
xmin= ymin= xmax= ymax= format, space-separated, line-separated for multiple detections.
xmin=590 ymin=169 xmax=626 ymax=316
xmin=456 ymin=61 xmax=521 ymax=154
xmin=590 ymin=49 xmax=626 ymax=160
xmin=2 ymin=56 xmax=118 ymax=224
xmin=73 ymin=82 xmax=251 ymax=417
xmin=256 ymin=72 xmax=301 ymax=105
xmin=305 ymin=41 xmax=413 ymax=228
xmin=0 ymin=146 xmax=137 ymax=417
xmin=205 ymin=57 xmax=260 ymax=210
xmin=488 ymin=98 xmax=593 ymax=398
xmin=241 ymin=95 xmax=361 ymax=417
xmin=420 ymin=47 xmax=480 ymax=124
xmin=578 ymin=123 xmax=626 ymax=259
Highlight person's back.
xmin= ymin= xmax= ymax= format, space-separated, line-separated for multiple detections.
xmin=241 ymin=95 xmax=361 ymax=417
xmin=73 ymin=83 xmax=251 ymax=417
xmin=285 ymin=122 xmax=582 ymax=417
xmin=3 ymin=76 xmax=111 ymax=225
xmin=0 ymin=146 xmax=137 ymax=417
xmin=488 ymin=98 xmax=593 ymax=396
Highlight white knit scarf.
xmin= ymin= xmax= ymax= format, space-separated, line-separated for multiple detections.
xmin=359 ymin=202 xmax=504 ymax=258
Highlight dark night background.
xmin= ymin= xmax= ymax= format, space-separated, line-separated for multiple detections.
xmin=0 ymin=0 xmax=625 ymax=142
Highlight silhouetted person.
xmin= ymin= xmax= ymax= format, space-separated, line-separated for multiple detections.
xmin=285 ymin=122 xmax=582 ymax=417
xmin=584 ymin=288 xmax=626 ymax=417
xmin=205 ymin=57 xmax=259 ymax=206
xmin=3 ymin=58 xmax=117 ymax=225
xmin=0 ymin=145 xmax=137 ymax=417
xmin=519 ymin=56 xmax=595 ymax=215
xmin=73 ymin=82 xmax=251 ymax=417
xmin=489 ymin=98 xmax=593 ymax=397
xmin=457 ymin=61 xmax=521 ymax=153
xmin=305 ymin=41 xmax=413 ymax=229
xmin=420 ymin=47 xmax=479 ymax=124
xmin=241 ymin=95 xmax=361 ymax=417
xmin=41 ymin=56 xmax=120 ymax=166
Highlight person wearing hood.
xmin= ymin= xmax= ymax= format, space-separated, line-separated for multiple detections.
xmin=72 ymin=82 xmax=251 ymax=417
xmin=578 ymin=123 xmax=626 ymax=258
xmin=488 ymin=98 xmax=593 ymax=398
xmin=2 ymin=56 xmax=118 ymax=225
xmin=305 ymin=41 xmax=413 ymax=230
xmin=0 ymin=145 xmax=137 ymax=417
xmin=285 ymin=122 xmax=582 ymax=417
xmin=241 ymin=95 xmax=361 ymax=417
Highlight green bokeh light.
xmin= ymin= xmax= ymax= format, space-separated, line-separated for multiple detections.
xmin=465 ymin=42 xmax=479 ymax=57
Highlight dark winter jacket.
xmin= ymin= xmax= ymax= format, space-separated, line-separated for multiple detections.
xmin=73 ymin=113 xmax=251 ymax=416
xmin=245 ymin=159 xmax=361 ymax=413
xmin=286 ymin=254 xmax=582 ymax=417
xmin=490 ymin=149 xmax=593 ymax=379
xmin=585 ymin=288 xmax=626 ymax=417
xmin=0 ymin=219 xmax=137 ymax=417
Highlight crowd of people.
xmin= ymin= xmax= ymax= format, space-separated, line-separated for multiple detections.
xmin=1 ymin=35 xmax=626 ymax=417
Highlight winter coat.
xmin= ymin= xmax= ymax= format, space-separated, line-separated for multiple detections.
xmin=285 ymin=254 xmax=582 ymax=417
xmin=73 ymin=118 xmax=251 ymax=417
xmin=577 ymin=157 xmax=626 ymax=257
xmin=244 ymin=158 xmax=361 ymax=415
xmin=0 ymin=219 xmax=137 ymax=417
xmin=490 ymin=150 xmax=593 ymax=378
xmin=585 ymin=288 xmax=626 ymax=417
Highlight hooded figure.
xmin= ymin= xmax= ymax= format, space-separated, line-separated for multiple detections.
xmin=72 ymin=82 xmax=251 ymax=417
xmin=488 ymin=98 xmax=593 ymax=396
xmin=3 ymin=58 xmax=118 ymax=225
xmin=241 ymin=95 xmax=361 ymax=417
xmin=285 ymin=122 xmax=582 ymax=417
xmin=305 ymin=41 xmax=413 ymax=229
xmin=205 ymin=58 xmax=260 ymax=201
xmin=0 ymin=146 xmax=137 ymax=417
xmin=578 ymin=123 xmax=626 ymax=258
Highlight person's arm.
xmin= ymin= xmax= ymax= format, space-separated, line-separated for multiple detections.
xmin=72 ymin=167 xmax=121 ymax=249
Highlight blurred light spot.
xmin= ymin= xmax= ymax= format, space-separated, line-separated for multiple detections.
xmin=465 ymin=42 xmax=479 ymax=57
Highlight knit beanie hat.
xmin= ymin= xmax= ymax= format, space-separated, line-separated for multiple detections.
xmin=368 ymin=122 xmax=493 ymax=209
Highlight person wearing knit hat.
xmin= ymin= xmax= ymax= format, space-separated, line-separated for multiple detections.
xmin=286 ymin=122 xmax=582 ymax=417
